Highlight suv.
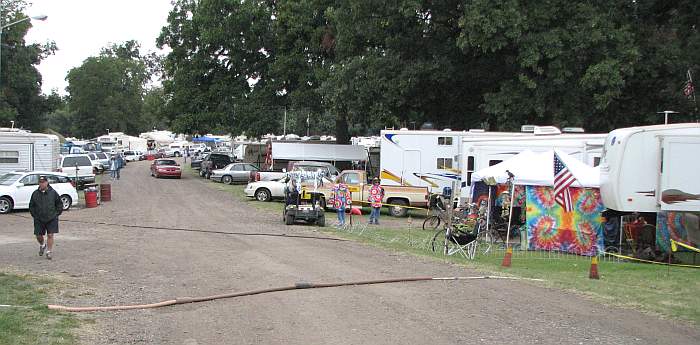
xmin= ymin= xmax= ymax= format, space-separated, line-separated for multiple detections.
xmin=199 ymin=153 xmax=233 ymax=179
xmin=58 ymin=154 xmax=96 ymax=186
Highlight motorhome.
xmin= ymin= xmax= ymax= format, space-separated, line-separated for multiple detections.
xmin=379 ymin=127 xmax=552 ymax=195
xmin=600 ymin=123 xmax=700 ymax=213
xmin=0 ymin=129 xmax=60 ymax=174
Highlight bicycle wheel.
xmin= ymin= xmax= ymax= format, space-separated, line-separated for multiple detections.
xmin=431 ymin=229 xmax=445 ymax=253
xmin=423 ymin=216 xmax=441 ymax=231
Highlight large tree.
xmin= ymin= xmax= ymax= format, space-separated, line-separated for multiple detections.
xmin=0 ymin=0 xmax=57 ymax=131
xmin=65 ymin=41 xmax=151 ymax=138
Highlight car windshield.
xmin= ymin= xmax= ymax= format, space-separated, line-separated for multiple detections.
xmin=96 ymin=153 xmax=107 ymax=159
xmin=157 ymin=160 xmax=177 ymax=166
xmin=0 ymin=173 xmax=21 ymax=185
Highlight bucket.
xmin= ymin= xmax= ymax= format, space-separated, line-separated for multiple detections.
xmin=100 ymin=184 xmax=111 ymax=202
xmin=85 ymin=190 xmax=98 ymax=208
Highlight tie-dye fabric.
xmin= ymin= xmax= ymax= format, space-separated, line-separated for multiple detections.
xmin=526 ymin=186 xmax=605 ymax=256
xmin=656 ymin=211 xmax=700 ymax=253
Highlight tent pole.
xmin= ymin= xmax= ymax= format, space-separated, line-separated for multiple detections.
xmin=486 ymin=186 xmax=492 ymax=236
xmin=505 ymin=181 xmax=516 ymax=249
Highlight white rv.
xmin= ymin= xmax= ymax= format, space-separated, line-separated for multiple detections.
xmin=462 ymin=134 xmax=606 ymax=186
xmin=379 ymin=127 xmax=562 ymax=195
xmin=0 ymin=129 xmax=60 ymax=174
xmin=600 ymin=123 xmax=700 ymax=213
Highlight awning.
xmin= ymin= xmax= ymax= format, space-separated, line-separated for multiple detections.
xmin=271 ymin=142 xmax=368 ymax=161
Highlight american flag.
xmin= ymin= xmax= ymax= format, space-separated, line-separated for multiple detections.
xmin=553 ymin=153 xmax=577 ymax=212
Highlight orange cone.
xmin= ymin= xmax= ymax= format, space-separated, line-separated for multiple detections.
xmin=589 ymin=256 xmax=600 ymax=279
xmin=501 ymin=246 xmax=513 ymax=267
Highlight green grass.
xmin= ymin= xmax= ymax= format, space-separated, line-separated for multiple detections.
xmin=0 ymin=273 xmax=79 ymax=345
xmin=187 ymin=164 xmax=700 ymax=324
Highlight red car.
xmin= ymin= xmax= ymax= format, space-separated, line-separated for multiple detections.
xmin=150 ymin=159 xmax=181 ymax=178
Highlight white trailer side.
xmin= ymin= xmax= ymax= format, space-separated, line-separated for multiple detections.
xmin=600 ymin=123 xmax=700 ymax=212
xmin=0 ymin=130 xmax=60 ymax=174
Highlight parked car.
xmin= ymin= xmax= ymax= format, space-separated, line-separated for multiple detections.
xmin=244 ymin=178 xmax=289 ymax=202
xmin=199 ymin=153 xmax=233 ymax=179
xmin=150 ymin=159 xmax=181 ymax=178
xmin=123 ymin=150 xmax=143 ymax=162
xmin=0 ymin=171 xmax=79 ymax=214
xmin=87 ymin=152 xmax=109 ymax=173
xmin=58 ymin=154 xmax=96 ymax=185
xmin=210 ymin=163 xmax=259 ymax=184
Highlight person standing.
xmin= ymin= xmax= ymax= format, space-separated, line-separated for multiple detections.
xmin=109 ymin=156 xmax=118 ymax=180
xmin=367 ymin=177 xmax=384 ymax=225
xmin=330 ymin=182 xmax=351 ymax=226
xmin=29 ymin=175 xmax=63 ymax=260
xmin=115 ymin=153 xmax=125 ymax=180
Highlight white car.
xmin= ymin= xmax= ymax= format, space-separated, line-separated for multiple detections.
xmin=123 ymin=150 xmax=143 ymax=162
xmin=0 ymin=171 xmax=79 ymax=214
xmin=244 ymin=178 xmax=287 ymax=202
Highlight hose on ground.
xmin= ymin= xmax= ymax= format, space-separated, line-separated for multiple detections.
xmin=48 ymin=275 xmax=542 ymax=312
xmin=10 ymin=214 xmax=348 ymax=242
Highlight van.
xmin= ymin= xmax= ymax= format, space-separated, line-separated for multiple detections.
xmin=58 ymin=154 xmax=96 ymax=185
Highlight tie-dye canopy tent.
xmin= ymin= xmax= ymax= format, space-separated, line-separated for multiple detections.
xmin=471 ymin=150 xmax=605 ymax=256
xmin=470 ymin=149 xmax=600 ymax=188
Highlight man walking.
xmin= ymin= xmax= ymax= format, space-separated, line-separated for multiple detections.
xmin=367 ymin=178 xmax=384 ymax=225
xmin=29 ymin=175 xmax=63 ymax=260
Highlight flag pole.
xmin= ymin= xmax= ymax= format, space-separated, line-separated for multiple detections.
xmin=505 ymin=170 xmax=516 ymax=249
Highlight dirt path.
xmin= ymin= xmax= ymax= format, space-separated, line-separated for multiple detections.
xmin=1 ymin=160 xmax=698 ymax=345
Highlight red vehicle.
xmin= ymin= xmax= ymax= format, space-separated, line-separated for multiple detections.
xmin=150 ymin=159 xmax=181 ymax=178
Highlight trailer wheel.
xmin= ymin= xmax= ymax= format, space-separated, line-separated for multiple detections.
xmin=389 ymin=199 xmax=409 ymax=217
xmin=0 ymin=196 xmax=13 ymax=214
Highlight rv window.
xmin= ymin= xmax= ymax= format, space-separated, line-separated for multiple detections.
xmin=467 ymin=172 xmax=473 ymax=186
xmin=467 ymin=156 xmax=474 ymax=171
xmin=488 ymin=160 xmax=502 ymax=166
xmin=593 ymin=157 xmax=601 ymax=167
xmin=437 ymin=137 xmax=453 ymax=146
xmin=437 ymin=158 xmax=453 ymax=169
xmin=0 ymin=150 xmax=19 ymax=164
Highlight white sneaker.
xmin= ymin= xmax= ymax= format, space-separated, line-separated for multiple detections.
xmin=46 ymin=251 xmax=52 ymax=260
xmin=39 ymin=244 xmax=46 ymax=256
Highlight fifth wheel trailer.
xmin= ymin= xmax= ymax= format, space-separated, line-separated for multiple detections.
xmin=0 ymin=129 xmax=60 ymax=175
xmin=600 ymin=123 xmax=700 ymax=213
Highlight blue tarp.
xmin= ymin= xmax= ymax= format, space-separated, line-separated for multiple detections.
xmin=192 ymin=136 xmax=221 ymax=142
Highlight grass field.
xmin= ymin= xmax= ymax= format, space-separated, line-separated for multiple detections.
xmin=188 ymin=165 xmax=700 ymax=325
xmin=0 ymin=273 xmax=79 ymax=345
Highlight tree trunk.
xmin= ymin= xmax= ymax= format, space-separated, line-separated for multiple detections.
xmin=335 ymin=107 xmax=350 ymax=144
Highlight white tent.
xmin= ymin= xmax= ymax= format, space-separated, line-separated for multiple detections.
xmin=471 ymin=149 xmax=600 ymax=188
xmin=271 ymin=142 xmax=368 ymax=161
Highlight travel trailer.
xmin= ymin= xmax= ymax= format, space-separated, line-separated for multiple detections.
xmin=379 ymin=127 xmax=561 ymax=195
xmin=600 ymin=123 xmax=700 ymax=213
xmin=0 ymin=129 xmax=60 ymax=174
xmin=461 ymin=134 xmax=606 ymax=187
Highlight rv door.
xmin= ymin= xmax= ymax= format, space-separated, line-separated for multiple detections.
xmin=658 ymin=136 xmax=700 ymax=211
xmin=401 ymin=150 xmax=421 ymax=186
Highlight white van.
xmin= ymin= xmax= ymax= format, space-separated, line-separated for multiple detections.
xmin=58 ymin=154 xmax=96 ymax=185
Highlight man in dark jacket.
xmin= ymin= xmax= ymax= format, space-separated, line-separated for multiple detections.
xmin=29 ymin=175 xmax=63 ymax=260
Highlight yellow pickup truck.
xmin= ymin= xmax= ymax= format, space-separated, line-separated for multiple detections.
xmin=305 ymin=170 xmax=429 ymax=217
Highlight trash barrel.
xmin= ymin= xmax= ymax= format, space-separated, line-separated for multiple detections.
xmin=85 ymin=190 xmax=98 ymax=208
xmin=100 ymin=183 xmax=111 ymax=202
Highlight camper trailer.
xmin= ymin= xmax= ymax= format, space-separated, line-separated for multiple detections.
xmin=600 ymin=123 xmax=700 ymax=213
xmin=379 ymin=127 xmax=564 ymax=195
xmin=0 ymin=129 xmax=60 ymax=174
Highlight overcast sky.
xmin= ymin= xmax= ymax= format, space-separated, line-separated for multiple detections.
xmin=24 ymin=0 xmax=174 ymax=95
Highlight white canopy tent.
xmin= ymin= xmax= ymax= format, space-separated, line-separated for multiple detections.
xmin=471 ymin=149 xmax=600 ymax=188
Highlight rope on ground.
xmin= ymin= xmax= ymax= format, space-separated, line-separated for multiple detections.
xmin=602 ymin=251 xmax=700 ymax=268
xmin=9 ymin=214 xmax=348 ymax=242
xmin=47 ymin=275 xmax=543 ymax=312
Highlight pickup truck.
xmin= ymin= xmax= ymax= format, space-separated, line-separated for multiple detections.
xmin=305 ymin=170 xmax=429 ymax=217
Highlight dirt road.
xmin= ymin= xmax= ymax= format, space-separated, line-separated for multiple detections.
xmin=1 ymin=160 xmax=698 ymax=344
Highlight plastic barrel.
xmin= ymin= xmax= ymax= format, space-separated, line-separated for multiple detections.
xmin=100 ymin=184 xmax=111 ymax=202
xmin=85 ymin=191 xmax=98 ymax=208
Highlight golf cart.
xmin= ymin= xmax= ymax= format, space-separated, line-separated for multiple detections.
xmin=284 ymin=187 xmax=325 ymax=226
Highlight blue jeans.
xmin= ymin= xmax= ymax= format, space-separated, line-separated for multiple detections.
xmin=369 ymin=207 xmax=381 ymax=224
xmin=337 ymin=209 xmax=345 ymax=225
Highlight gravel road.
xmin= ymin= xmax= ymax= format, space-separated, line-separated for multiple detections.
xmin=1 ymin=160 xmax=698 ymax=345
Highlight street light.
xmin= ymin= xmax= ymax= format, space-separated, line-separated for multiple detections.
xmin=0 ymin=12 xmax=48 ymax=88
